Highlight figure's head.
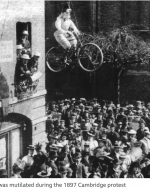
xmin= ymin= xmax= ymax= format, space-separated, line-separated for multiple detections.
xmin=33 ymin=52 xmax=40 ymax=61
xmin=61 ymin=3 xmax=72 ymax=20
xmin=22 ymin=30 xmax=29 ymax=39
xmin=16 ymin=44 xmax=23 ymax=58
xmin=27 ymin=145 xmax=34 ymax=156
xmin=75 ymin=152 xmax=82 ymax=163
xmin=21 ymin=54 xmax=30 ymax=65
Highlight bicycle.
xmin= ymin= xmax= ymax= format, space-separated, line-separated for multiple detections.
xmin=46 ymin=32 xmax=103 ymax=72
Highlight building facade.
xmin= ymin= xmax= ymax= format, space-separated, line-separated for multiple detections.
xmin=45 ymin=1 xmax=150 ymax=103
xmin=0 ymin=0 xmax=46 ymax=177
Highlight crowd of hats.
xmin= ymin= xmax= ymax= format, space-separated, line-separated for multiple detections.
xmin=42 ymin=98 xmax=150 ymax=177
xmin=2 ymin=99 xmax=150 ymax=178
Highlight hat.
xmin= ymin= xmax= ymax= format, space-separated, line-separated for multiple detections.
xmin=93 ymin=98 xmax=98 ymax=101
xmin=62 ymin=2 xmax=72 ymax=12
xmin=49 ymin=134 xmax=58 ymax=139
xmin=80 ymin=104 xmax=84 ymax=108
xmin=34 ymin=52 xmax=41 ymax=57
xmin=119 ymin=153 xmax=127 ymax=160
xmin=143 ymin=109 xmax=149 ymax=112
xmin=116 ymin=104 xmax=120 ymax=108
xmin=21 ymin=54 xmax=30 ymax=60
xmin=128 ymin=104 xmax=134 ymax=108
xmin=103 ymin=106 xmax=107 ymax=110
xmin=145 ymin=130 xmax=150 ymax=135
xmin=50 ymin=151 xmax=58 ymax=158
xmin=17 ymin=44 xmax=23 ymax=49
xmin=64 ymin=99 xmax=70 ymax=102
xmin=128 ymin=129 xmax=136 ymax=135
xmin=71 ymin=113 xmax=77 ymax=117
xmin=93 ymin=123 xmax=98 ymax=127
xmin=144 ymin=127 xmax=149 ymax=132
xmin=59 ymin=166 xmax=68 ymax=173
xmin=71 ymin=98 xmax=76 ymax=101
xmin=75 ymin=152 xmax=82 ymax=158
xmin=118 ymin=121 xmax=122 ymax=125
xmin=34 ymin=142 xmax=42 ymax=150
xmin=22 ymin=30 xmax=29 ymax=35
xmin=121 ymin=129 xmax=128 ymax=133
xmin=37 ymin=168 xmax=52 ymax=178
xmin=120 ymin=107 xmax=124 ymax=112
xmin=69 ymin=124 xmax=74 ymax=128
xmin=76 ymin=108 xmax=81 ymax=112
xmin=114 ymin=141 xmax=122 ymax=148
xmin=27 ymin=145 xmax=34 ymax=150
xmin=80 ymin=98 xmax=86 ymax=101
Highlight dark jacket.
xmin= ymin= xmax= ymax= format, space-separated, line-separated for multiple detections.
xmin=70 ymin=162 xmax=88 ymax=178
xmin=107 ymin=132 xmax=120 ymax=145
xmin=136 ymin=128 xmax=145 ymax=141
xmin=107 ymin=168 xmax=121 ymax=178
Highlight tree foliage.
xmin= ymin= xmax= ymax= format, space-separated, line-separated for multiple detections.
xmin=0 ymin=71 xmax=9 ymax=99
xmin=84 ymin=25 xmax=150 ymax=71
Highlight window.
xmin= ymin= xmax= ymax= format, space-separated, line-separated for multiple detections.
xmin=16 ymin=22 xmax=32 ymax=59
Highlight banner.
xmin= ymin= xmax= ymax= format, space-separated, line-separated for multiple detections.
xmin=0 ymin=41 xmax=13 ymax=63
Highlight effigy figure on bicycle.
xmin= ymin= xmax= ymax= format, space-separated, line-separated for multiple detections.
xmin=54 ymin=3 xmax=80 ymax=61
xmin=46 ymin=3 xmax=103 ymax=72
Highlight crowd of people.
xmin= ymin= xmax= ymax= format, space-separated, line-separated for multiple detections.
xmin=15 ymin=30 xmax=42 ymax=94
xmin=2 ymin=98 xmax=150 ymax=178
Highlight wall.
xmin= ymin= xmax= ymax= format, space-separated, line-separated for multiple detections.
xmin=45 ymin=1 xmax=150 ymax=103
xmin=0 ymin=0 xmax=47 ymax=155
xmin=0 ymin=0 xmax=45 ymax=94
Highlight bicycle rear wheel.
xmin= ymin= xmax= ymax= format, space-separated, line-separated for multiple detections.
xmin=78 ymin=43 xmax=103 ymax=72
xmin=46 ymin=46 xmax=66 ymax=72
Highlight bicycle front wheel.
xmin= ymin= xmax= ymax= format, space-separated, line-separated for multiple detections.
xmin=46 ymin=46 xmax=66 ymax=72
xmin=78 ymin=43 xmax=103 ymax=72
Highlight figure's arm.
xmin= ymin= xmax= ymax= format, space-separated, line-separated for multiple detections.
xmin=70 ymin=20 xmax=80 ymax=34
xmin=55 ymin=16 xmax=66 ymax=34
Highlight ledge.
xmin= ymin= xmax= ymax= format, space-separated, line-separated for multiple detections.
xmin=0 ymin=122 xmax=20 ymax=134
xmin=126 ymin=71 xmax=150 ymax=76
xmin=9 ymin=89 xmax=47 ymax=105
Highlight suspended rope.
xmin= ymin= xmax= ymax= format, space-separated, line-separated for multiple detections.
xmin=70 ymin=1 xmax=79 ymax=30
xmin=1 ymin=1 xmax=9 ymax=40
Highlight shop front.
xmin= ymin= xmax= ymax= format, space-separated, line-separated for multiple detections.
xmin=0 ymin=122 xmax=22 ymax=177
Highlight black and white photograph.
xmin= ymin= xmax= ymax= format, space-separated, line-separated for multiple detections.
xmin=1 ymin=0 xmax=150 ymax=181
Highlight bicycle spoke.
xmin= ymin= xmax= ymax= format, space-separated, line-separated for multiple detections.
xmin=78 ymin=43 xmax=103 ymax=72
xmin=46 ymin=47 xmax=66 ymax=72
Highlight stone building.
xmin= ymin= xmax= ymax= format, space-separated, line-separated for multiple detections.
xmin=0 ymin=0 xmax=46 ymax=177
